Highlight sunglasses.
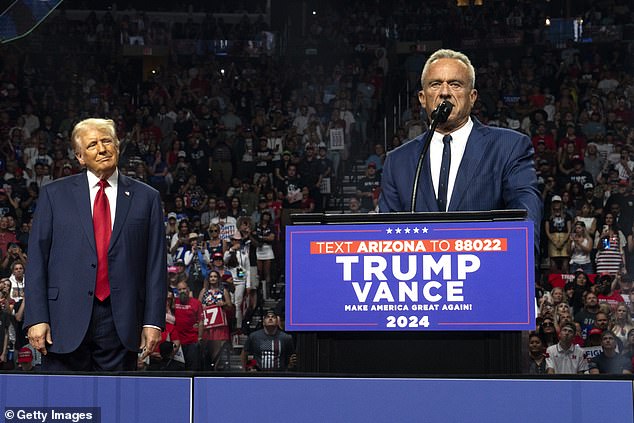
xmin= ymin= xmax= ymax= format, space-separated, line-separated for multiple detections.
xmin=209 ymin=229 xmax=219 ymax=233
xmin=542 ymin=322 xmax=554 ymax=327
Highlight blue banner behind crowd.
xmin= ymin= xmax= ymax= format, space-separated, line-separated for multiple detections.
xmin=286 ymin=220 xmax=534 ymax=331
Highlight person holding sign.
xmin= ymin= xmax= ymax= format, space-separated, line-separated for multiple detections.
xmin=198 ymin=270 xmax=233 ymax=370
xmin=378 ymin=49 xmax=541 ymax=244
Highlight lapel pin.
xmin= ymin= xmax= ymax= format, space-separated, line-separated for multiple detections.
xmin=125 ymin=191 xmax=130 ymax=196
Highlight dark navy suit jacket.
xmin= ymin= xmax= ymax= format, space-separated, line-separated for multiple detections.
xmin=25 ymin=171 xmax=166 ymax=353
xmin=379 ymin=119 xmax=542 ymax=244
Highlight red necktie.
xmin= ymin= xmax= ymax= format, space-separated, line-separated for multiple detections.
xmin=93 ymin=179 xmax=111 ymax=301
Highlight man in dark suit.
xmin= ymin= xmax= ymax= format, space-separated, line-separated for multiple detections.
xmin=25 ymin=118 xmax=166 ymax=371
xmin=379 ymin=49 xmax=542 ymax=238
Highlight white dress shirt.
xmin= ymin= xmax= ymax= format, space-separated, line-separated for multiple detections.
xmin=429 ymin=117 xmax=474 ymax=210
xmin=86 ymin=169 xmax=118 ymax=229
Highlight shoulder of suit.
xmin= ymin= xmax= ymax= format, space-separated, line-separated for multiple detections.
xmin=386 ymin=134 xmax=426 ymax=158
xmin=40 ymin=172 xmax=85 ymax=191
xmin=475 ymin=122 xmax=528 ymax=141
xmin=119 ymin=173 xmax=160 ymax=195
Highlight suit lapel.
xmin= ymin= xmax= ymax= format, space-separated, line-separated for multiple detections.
xmin=72 ymin=172 xmax=97 ymax=254
xmin=449 ymin=120 xmax=489 ymax=211
xmin=109 ymin=174 xmax=133 ymax=251
xmin=415 ymin=134 xmax=440 ymax=212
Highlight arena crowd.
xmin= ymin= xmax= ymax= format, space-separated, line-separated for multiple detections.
xmin=0 ymin=0 xmax=633 ymax=373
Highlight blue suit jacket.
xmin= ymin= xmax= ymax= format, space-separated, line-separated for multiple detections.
xmin=379 ymin=119 xmax=542 ymax=243
xmin=25 ymin=171 xmax=166 ymax=353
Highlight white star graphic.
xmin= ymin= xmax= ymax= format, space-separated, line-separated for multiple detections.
xmin=413 ymin=227 xmax=420 ymax=234
xmin=386 ymin=228 xmax=393 ymax=234
xmin=422 ymin=227 xmax=429 ymax=233
xmin=404 ymin=227 xmax=411 ymax=234
xmin=395 ymin=227 xmax=402 ymax=234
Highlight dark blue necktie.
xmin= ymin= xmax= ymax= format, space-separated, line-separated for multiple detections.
xmin=437 ymin=134 xmax=452 ymax=212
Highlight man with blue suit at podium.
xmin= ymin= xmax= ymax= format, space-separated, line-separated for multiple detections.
xmin=379 ymin=49 xmax=542 ymax=237
xmin=25 ymin=118 xmax=166 ymax=371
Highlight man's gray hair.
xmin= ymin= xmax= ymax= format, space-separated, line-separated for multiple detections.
xmin=71 ymin=118 xmax=120 ymax=152
xmin=421 ymin=49 xmax=476 ymax=89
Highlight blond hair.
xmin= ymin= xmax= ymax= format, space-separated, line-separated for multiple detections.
xmin=71 ymin=118 xmax=119 ymax=152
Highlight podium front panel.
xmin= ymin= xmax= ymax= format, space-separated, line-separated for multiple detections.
xmin=286 ymin=220 xmax=534 ymax=332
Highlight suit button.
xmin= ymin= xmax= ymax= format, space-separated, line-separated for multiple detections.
xmin=91 ymin=264 xmax=96 ymax=268
xmin=88 ymin=291 xmax=93 ymax=296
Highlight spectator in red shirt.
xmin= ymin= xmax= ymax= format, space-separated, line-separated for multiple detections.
xmin=173 ymin=281 xmax=203 ymax=370
xmin=596 ymin=274 xmax=625 ymax=313
xmin=154 ymin=291 xmax=179 ymax=356
xmin=531 ymin=123 xmax=556 ymax=151
xmin=0 ymin=216 xmax=18 ymax=260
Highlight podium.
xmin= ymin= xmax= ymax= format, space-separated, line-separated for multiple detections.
xmin=287 ymin=210 xmax=535 ymax=375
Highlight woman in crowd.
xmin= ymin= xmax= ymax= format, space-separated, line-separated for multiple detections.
xmin=228 ymin=196 xmax=247 ymax=220
xmin=198 ymin=270 xmax=233 ymax=370
xmin=575 ymin=203 xmax=597 ymax=242
xmin=537 ymin=315 xmax=558 ymax=347
xmin=594 ymin=212 xmax=626 ymax=275
xmin=560 ymin=191 xmax=576 ymax=219
xmin=557 ymin=141 xmax=580 ymax=176
xmin=569 ymin=271 xmax=590 ymax=312
xmin=254 ymin=173 xmax=273 ymax=198
xmin=224 ymin=230 xmax=251 ymax=329
xmin=569 ymin=220 xmax=593 ymax=274
xmin=166 ymin=139 xmax=182 ymax=168
xmin=205 ymin=223 xmax=227 ymax=257
xmin=551 ymin=287 xmax=565 ymax=307
xmin=255 ymin=211 xmax=275 ymax=299
xmin=148 ymin=148 xmax=170 ymax=194
xmin=538 ymin=294 xmax=555 ymax=320
xmin=545 ymin=196 xmax=572 ymax=274
xmin=183 ymin=233 xmax=209 ymax=298
xmin=179 ymin=175 xmax=207 ymax=216
xmin=610 ymin=302 xmax=634 ymax=347
xmin=526 ymin=332 xmax=547 ymax=374
xmin=555 ymin=302 xmax=572 ymax=322
xmin=569 ymin=182 xmax=584 ymax=207
xmin=564 ymin=282 xmax=576 ymax=309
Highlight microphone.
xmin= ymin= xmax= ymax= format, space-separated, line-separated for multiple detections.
xmin=430 ymin=101 xmax=454 ymax=124
xmin=410 ymin=100 xmax=454 ymax=212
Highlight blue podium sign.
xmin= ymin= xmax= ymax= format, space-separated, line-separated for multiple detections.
xmin=286 ymin=220 xmax=534 ymax=331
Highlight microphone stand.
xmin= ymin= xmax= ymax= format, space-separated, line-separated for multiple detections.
xmin=410 ymin=101 xmax=453 ymax=212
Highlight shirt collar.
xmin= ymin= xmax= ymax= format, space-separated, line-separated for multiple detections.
xmin=556 ymin=342 xmax=575 ymax=354
xmin=433 ymin=116 xmax=474 ymax=143
xmin=87 ymin=168 xmax=119 ymax=189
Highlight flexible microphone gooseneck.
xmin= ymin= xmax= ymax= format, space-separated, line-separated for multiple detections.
xmin=410 ymin=100 xmax=454 ymax=212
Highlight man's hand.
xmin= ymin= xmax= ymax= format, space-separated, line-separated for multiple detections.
xmin=28 ymin=323 xmax=52 ymax=355
xmin=288 ymin=353 xmax=297 ymax=369
xmin=139 ymin=327 xmax=162 ymax=360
